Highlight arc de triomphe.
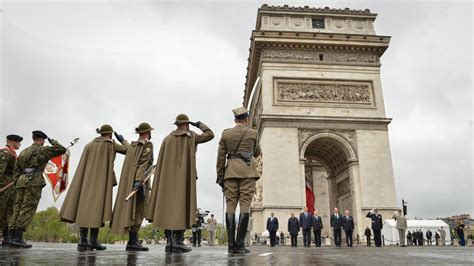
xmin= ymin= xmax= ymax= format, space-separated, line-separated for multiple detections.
xmin=245 ymin=5 xmax=398 ymax=240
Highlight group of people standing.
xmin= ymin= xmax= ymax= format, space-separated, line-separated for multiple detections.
xmin=266 ymin=207 xmax=383 ymax=248
xmin=286 ymin=208 xmax=324 ymax=248
xmin=1 ymin=106 xmax=262 ymax=255
xmin=0 ymin=132 xmax=66 ymax=248
xmin=406 ymin=228 xmax=448 ymax=246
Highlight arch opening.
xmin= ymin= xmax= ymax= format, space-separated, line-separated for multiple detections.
xmin=302 ymin=134 xmax=357 ymax=239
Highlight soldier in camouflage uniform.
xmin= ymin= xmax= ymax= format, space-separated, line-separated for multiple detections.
xmin=0 ymin=134 xmax=23 ymax=246
xmin=9 ymin=130 xmax=66 ymax=248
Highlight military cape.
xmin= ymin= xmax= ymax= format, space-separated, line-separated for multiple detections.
xmin=59 ymin=136 xmax=127 ymax=228
xmin=146 ymin=123 xmax=213 ymax=230
xmin=110 ymin=140 xmax=152 ymax=234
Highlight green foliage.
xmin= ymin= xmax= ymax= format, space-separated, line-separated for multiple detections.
xmin=25 ymin=207 xmax=78 ymax=243
xmin=24 ymin=207 xmax=229 ymax=245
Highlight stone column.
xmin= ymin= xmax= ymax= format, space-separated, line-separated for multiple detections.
xmin=299 ymin=158 xmax=307 ymax=209
xmin=348 ymin=161 xmax=364 ymax=239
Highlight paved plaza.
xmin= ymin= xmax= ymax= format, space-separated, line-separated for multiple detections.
xmin=0 ymin=243 xmax=473 ymax=265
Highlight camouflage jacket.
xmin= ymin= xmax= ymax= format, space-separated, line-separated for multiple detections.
xmin=0 ymin=145 xmax=17 ymax=187
xmin=15 ymin=140 xmax=67 ymax=188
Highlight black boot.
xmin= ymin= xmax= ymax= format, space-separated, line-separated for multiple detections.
xmin=235 ymin=213 xmax=250 ymax=254
xmin=165 ymin=230 xmax=174 ymax=253
xmin=226 ymin=213 xmax=236 ymax=254
xmin=173 ymin=230 xmax=191 ymax=253
xmin=126 ymin=230 xmax=148 ymax=251
xmin=2 ymin=228 xmax=10 ymax=246
xmin=77 ymin=228 xmax=88 ymax=252
xmin=10 ymin=230 xmax=32 ymax=248
xmin=88 ymin=228 xmax=106 ymax=250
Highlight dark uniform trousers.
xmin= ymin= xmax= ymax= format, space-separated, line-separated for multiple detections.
xmin=0 ymin=188 xmax=15 ymax=229
xmin=9 ymin=186 xmax=42 ymax=231
xmin=224 ymin=178 xmax=256 ymax=214
xmin=373 ymin=229 xmax=382 ymax=247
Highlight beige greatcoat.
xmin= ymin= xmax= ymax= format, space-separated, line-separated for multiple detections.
xmin=110 ymin=140 xmax=153 ymax=234
xmin=59 ymin=136 xmax=128 ymax=228
xmin=146 ymin=123 xmax=214 ymax=230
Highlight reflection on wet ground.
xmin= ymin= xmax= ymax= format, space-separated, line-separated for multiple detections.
xmin=0 ymin=243 xmax=472 ymax=265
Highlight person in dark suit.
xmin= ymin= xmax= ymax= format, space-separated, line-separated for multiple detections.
xmin=412 ymin=230 xmax=418 ymax=246
xmin=418 ymin=230 xmax=424 ymax=246
xmin=365 ymin=226 xmax=372 ymax=246
xmin=330 ymin=207 xmax=343 ymax=247
xmin=407 ymin=230 xmax=412 ymax=245
xmin=299 ymin=207 xmax=313 ymax=247
xmin=426 ymin=229 xmax=433 ymax=246
xmin=287 ymin=213 xmax=300 ymax=248
xmin=312 ymin=210 xmax=323 ymax=247
xmin=366 ymin=208 xmax=383 ymax=247
xmin=266 ymin=213 xmax=279 ymax=247
xmin=342 ymin=209 xmax=354 ymax=247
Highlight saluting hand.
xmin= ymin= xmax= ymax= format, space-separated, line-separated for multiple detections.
xmin=190 ymin=121 xmax=201 ymax=127
xmin=114 ymin=132 xmax=125 ymax=143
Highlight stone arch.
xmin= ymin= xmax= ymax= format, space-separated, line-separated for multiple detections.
xmin=300 ymin=132 xmax=357 ymax=176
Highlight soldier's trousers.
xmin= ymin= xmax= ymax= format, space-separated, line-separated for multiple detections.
xmin=0 ymin=187 xmax=15 ymax=229
xmin=224 ymin=178 xmax=256 ymax=214
xmin=9 ymin=186 xmax=42 ymax=231
xmin=398 ymin=229 xmax=406 ymax=246
xmin=128 ymin=196 xmax=146 ymax=232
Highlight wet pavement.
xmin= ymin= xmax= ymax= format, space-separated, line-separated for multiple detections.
xmin=0 ymin=243 xmax=473 ymax=265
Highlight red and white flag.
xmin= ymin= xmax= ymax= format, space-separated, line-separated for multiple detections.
xmin=43 ymin=149 xmax=70 ymax=202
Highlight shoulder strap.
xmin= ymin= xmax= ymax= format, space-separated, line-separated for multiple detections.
xmin=233 ymin=127 xmax=249 ymax=155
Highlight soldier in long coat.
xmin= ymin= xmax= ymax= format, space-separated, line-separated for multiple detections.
xmin=0 ymin=134 xmax=22 ymax=246
xmin=110 ymin=123 xmax=154 ymax=251
xmin=59 ymin=125 xmax=128 ymax=251
xmin=9 ymin=131 xmax=66 ymax=248
xmin=216 ymin=107 xmax=261 ymax=254
xmin=147 ymin=114 xmax=214 ymax=253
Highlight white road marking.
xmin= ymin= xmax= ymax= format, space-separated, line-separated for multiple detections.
xmin=259 ymin=252 xmax=273 ymax=257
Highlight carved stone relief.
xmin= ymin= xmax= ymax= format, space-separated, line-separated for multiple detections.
xmin=261 ymin=49 xmax=380 ymax=64
xmin=276 ymin=79 xmax=373 ymax=105
xmin=252 ymin=155 xmax=263 ymax=203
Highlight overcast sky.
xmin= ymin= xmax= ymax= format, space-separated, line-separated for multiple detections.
xmin=1 ymin=0 xmax=472 ymax=224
